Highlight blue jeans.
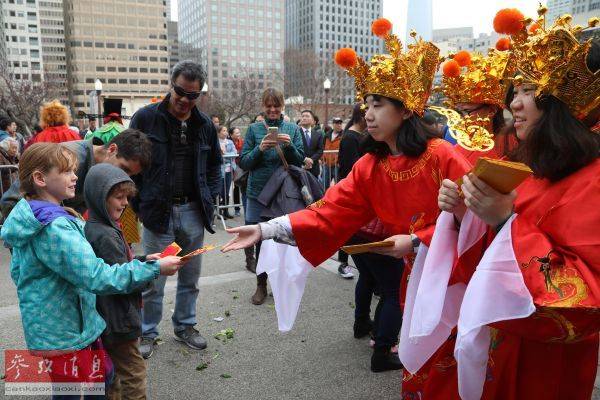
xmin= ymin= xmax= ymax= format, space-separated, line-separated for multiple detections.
xmin=219 ymin=171 xmax=233 ymax=208
xmin=141 ymin=202 xmax=205 ymax=338
xmin=244 ymin=197 xmax=266 ymax=225
xmin=352 ymin=251 xmax=404 ymax=349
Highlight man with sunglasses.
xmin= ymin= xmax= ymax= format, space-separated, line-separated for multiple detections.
xmin=130 ymin=60 xmax=223 ymax=359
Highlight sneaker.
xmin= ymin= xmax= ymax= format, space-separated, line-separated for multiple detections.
xmin=337 ymin=263 xmax=354 ymax=279
xmin=139 ymin=337 xmax=156 ymax=359
xmin=174 ymin=326 xmax=208 ymax=350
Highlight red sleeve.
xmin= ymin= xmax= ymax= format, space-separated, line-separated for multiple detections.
xmin=413 ymin=141 xmax=472 ymax=246
xmin=289 ymin=156 xmax=376 ymax=266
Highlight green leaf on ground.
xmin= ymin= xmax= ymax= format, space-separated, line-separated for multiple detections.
xmin=224 ymin=310 xmax=231 ymax=317
xmin=214 ymin=328 xmax=235 ymax=342
xmin=196 ymin=362 xmax=209 ymax=371
xmin=233 ymin=295 xmax=239 ymax=300
xmin=220 ymin=373 xmax=232 ymax=379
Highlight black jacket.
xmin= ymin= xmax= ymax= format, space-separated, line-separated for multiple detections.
xmin=257 ymin=165 xmax=324 ymax=220
xmin=338 ymin=129 xmax=365 ymax=180
xmin=130 ymin=97 xmax=222 ymax=234
xmin=299 ymin=127 xmax=324 ymax=177
xmin=83 ymin=164 xmax=149 ymax=346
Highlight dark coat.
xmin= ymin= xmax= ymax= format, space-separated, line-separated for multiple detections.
xmin=338 ymin=129 xmax=365 ymax=180
xmin=129 ymin=96 xmax=222 ymax=234
xmin=83 ymin=164 xmax=148 ymax=346
xmin=257 ymin=164 xmax=324 ymax=221
xmin=299 ymin=127 xmax=324 ymax=177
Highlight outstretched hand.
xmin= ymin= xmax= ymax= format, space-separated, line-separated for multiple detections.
xmin=370 ymin=234 xmax=413 ymax=259
xmin=222 ymin=225 xmax=262 ymax=252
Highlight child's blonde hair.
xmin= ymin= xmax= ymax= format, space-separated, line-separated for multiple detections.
xmin=19 ymin=143 xmax=78 ymax=198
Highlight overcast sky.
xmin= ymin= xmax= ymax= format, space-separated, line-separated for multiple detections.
xmin=171 ymin=0 xmax=544 ymax=36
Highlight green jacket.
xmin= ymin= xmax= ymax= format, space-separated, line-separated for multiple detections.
xmin=240 ymin=118 xmax=305 ymax=199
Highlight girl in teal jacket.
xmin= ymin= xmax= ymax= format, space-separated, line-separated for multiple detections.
xmin=0 ymin=143 xmax=182 ymax=396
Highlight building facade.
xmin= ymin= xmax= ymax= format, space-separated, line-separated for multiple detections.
xmin=63 ymin=0 xmax=170 ymax=117
xmin=284 ymin=0 xmax=384 ymax=107
xmin=39 ymin=0 xmax=67 ymax=101
xmin=2 ymin=0 xmax=45 ymax=82
xmin=179 ymin=0 xmax=285 ymax=99
xmin=432 ymin=27 xmax=473 ymax=43
xmin=168 ymin=20 xmax=179 ymax=70
xmin=547 ymin=0 xmax=600 ymax=25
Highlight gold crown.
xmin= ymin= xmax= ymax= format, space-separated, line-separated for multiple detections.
xmin=335 ymin=19 xmax=441 ymax=116
xmin=494 ymin=7 xmax=600 ymax=119
xmin=440 ymin=49 xmax=515 ymax=108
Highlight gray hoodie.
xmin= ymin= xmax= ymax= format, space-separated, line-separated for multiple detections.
xmin=84 ymin=163 xmax=147 ymax=345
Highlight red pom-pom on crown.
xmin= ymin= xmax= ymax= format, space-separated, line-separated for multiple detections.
xmin=453 ymin=51 xmax=472 ymax=67
xmin=371 ymin=18 xmax=393 ymax=38
xmin=495 ymin=37 xmax=511 ymax=51
xmin=493 ymin=8 xmax=525 ymax=35
xmin=442 ymin=60 xmax=461 ymax=78
xmin=335 ymin=48 xmax=358 ymax=69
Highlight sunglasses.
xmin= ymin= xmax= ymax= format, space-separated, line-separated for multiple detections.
xmin=172 ymin=85 xmax=201 ymax=100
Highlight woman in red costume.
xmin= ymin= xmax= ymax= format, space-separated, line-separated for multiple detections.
xmin=25 ymin=100 xmax=80 ymax=148
xmin=401 ymin=8 xmax=600 ymax=400
xmin=223 ymin=18 xmax=471 ymax=370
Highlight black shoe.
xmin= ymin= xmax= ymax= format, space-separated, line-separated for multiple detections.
xmin=353 ymin=318 xmax=373 ymax=339
xmin=139 ymin=337 xmax=156 ymax=359
xmin=174 ymin=326 xmax=208 ymax=350
xmin=371 ymin=347 xmax=404 ymax=373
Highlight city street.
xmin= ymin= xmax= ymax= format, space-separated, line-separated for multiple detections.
xmin=1 ymin=216 xmax=599 ymax=399
xmin=0 ymin=217 xmax=402 ymax=399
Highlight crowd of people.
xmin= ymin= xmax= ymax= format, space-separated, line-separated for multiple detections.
xmin=0 ymin=6 xmax=599 ymax=400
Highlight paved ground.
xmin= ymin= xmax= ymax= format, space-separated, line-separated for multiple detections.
xmin=0 ymin=215 xmax=599 ymax=399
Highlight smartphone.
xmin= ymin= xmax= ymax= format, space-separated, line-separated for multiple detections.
xmin=266 ymin=126 xmax=279 ymax=141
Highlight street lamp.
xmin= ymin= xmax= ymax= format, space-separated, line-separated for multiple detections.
xmin=94 ymin=79 xmax=103 ymax=127
xmin=323 ymin=78 xmax=331 ymax=130
xmin=200 ymin=82 xmax=209 ymax=112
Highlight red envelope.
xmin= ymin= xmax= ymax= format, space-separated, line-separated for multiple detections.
xmin=159 ymin=242 xmax=182 ymax=258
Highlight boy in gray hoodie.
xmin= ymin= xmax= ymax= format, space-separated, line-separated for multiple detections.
xmin=84 ymin=163 xmax=154 ymax=400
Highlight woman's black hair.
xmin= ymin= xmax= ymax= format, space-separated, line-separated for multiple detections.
xmin=228 ymin=126 xmax=237 ymax=137
xmin=344 ymin=103 xmax=366 ymax=131
xmin=508 ymin=94 xmax=599 ymax=181
xmin=359 ymin=95 xmax=439 ymax=158
xmin=502 ymin=40 xmax=600 ymax=181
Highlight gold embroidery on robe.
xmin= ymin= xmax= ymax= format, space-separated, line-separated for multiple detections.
xmin=379 ymin=139 xmax=443 ymax=182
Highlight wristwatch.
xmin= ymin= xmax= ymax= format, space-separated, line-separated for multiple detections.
xmin=410 ymin=234 xmax=421 ymax=253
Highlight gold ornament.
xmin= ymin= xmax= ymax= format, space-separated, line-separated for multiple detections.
xmin=428 ymin=106 xmax=495 ymax=151
xmin=335 ymin=18 xmax=441 ymax=116
xmin=441 ymin=49 xmax=516 ymax=108
xmin=495 ymin=8 xmax=600 ymax=119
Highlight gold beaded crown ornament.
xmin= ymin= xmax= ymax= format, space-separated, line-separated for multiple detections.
xmin=334 ymin=18 xmax=441 ymax=116
xmin=429 ymin=48 xmax=517 ymax=151
xmin=493 ymin=7 xmax=600 ymax=120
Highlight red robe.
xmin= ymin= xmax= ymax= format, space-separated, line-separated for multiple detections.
xmin=26 ymin=125 xmax=80 ymax=149
xmin=288 ymin=139 xmax=471 ymax=305
xmin=403 ymin=159 xmax=600 ymax=399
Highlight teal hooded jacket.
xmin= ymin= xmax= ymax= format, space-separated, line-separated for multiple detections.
xmin=0 ymin=199 xmax=160 ymax=352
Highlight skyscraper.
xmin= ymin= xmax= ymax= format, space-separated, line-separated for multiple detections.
xmin=179 ymin=0 xmax=285 ymax=98
xmin=406 ymin=0 xmax=432 ymax=43
xmin=63 ymin=0 xmax=170 ymax=116
xmin=547 ymin=0 xmax=600 ymax=25
xmin=168 ymin=20 xmax=180 ymax=70
xmin=285 ymin=0 xmax=384 ymax=105
xmin=2 ymin=1 xmax=45 ymax=82
xmin=39 ymin=0 xmax=68 ymax=101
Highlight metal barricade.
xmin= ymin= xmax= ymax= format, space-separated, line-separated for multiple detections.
xmin=0 ymin=164 xmax=19 ymax=227
xmin=214 ymin=154 xmax=243 ymax=230
xmin=319 ymin=149 xmax=339 ymax=192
